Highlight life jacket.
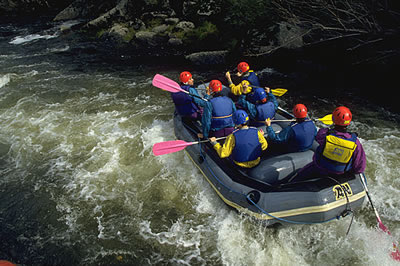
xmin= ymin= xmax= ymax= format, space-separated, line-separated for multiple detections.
xmin=232 ymin=127 xmax=262 ymax=163
xmin=210 ymin=96 xmax=234 ymax=130
xmin=242 ymin=71 xmax=260 ymax=87
xmin=289 ymin=120 xmax=315 ymax=152
xmin=255 ymin=101 xmax=276 ymax=121
xmin=315 ymin=131 xmax=358 ymax=173
xmin=171 ymin=85 xmax=199 ymax=116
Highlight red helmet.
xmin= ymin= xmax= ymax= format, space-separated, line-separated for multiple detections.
xmin=179 ymin=71 xmax=192 ymax=84
xmin=332 ymin=106 xmax=352 ymax=126
xmin=237 ymin=62 xmax=250 ymax=73
xmin=209 ymin=80 xmax=222 ymax=93
xmin=293 ymin=104 xmax=308 ymax=119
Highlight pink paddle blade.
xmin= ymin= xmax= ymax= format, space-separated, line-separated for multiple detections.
xmin=378 ymin=220 xmax=390 ymax=234
xmin=377 ymin=219 xmax=400 ymax=261
xmin=152 ymin=140 xmax=193 ymax=156
xmin=392 ymin=246 xmax=400 ymax=261
xmin=152 ymin=74 xmax=184 ymax=93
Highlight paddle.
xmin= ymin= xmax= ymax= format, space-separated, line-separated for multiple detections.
xmin=359 ymin=173 xmax=400 ymax=261
xmin=260 ymin=115 xmax=333 ymax=125
xmin=153 ymin=137 xmax=225 ymax=156
xmin=197 ymin=82 xmax=287 ymax=97
xmin=271 ymin=88 xmax=287 ymax=97
xmin=152 ymin=74 xmax=208 ymax=101
xmin=248 ymin=85 xmax=287 ymax=97
xmin=153 ymin=127 xmax=284 ymax=156
xmin=317 ymin=114 xmax=333 ymax=125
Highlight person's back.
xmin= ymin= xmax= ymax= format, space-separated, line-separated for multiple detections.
xmin=237 ymin=62 xmax=260 ymax=87
xmin=239 ymin=87 xmax=278 ymax=126
xmin=314 ymin=128 xmax=359 ymax=173
xmin=314 ymin=106 xmax=365 ymax=174
xmin=171 ymin=71 xmax=203 ymax=120
xmin=252 ymin=88 xmax=277 ymax=121
xmin=289 ymin=119 xmax=316 ymax=152
xmin=199 ymin=80 xmax=236 ymax=138
xmin=266 ymin=104 xmax=316 ymax=152
xmin=210 ymin=110 xmax=268 ymax=168
xmin=225 ymin=61 xmax=262 ymax=104
xmin=210 ymin=96 xmax=235 ymax=130
xmin=291 ymin=106 xmax=366 ymax=182
xmin=232 ymin=127 xmax=262 ymax=163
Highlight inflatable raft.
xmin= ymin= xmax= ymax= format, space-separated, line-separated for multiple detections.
xmin=173 ymin=103 xmax=366 ymax=226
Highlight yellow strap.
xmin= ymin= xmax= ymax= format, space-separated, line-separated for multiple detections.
xmin=212 ymin=114 xmax=233 ymax=119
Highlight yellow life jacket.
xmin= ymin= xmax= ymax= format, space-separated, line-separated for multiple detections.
xmin=322 ymin=134 xmax=357 ymax=163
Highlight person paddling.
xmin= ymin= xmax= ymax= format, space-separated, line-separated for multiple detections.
xmin=198 ymin=80 xmax=236 ymax=139
xmin=226 ymin=62 xmax=264 ymax=104
xmin=239 ymin=87 xmax=278 ymax=126
xmin=291 ymin=106 xmax=366 ymax=182
xmin=209 ymin=110 xmax=268 ymax=168
xmin=265 ymin=104 xmax=317 ymax=152
xmin=171 ymin=71 xmax=204 ymax=121
xmin=234 ymin=61 xmax=261 ymax=87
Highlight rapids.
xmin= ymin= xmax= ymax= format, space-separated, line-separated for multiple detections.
xmin=0 ymin=21 xmax=399 ymax=266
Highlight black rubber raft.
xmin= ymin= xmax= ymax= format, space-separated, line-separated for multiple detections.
xmin=173 ymin=94 xmax=366 ymax=226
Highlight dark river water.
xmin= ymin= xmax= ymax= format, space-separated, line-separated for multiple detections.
xmin=0 ymin=20 xmax=399 ymax=266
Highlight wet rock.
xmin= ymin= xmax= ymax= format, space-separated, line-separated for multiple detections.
xmin=135 ymin=30 xmax=166 ymax=47
xmin=151 ymin=24 xmax=169 ymax=34
xmin=185 ymin=50 xmax=228 ymax=65
xmin=276 ymin=22 xmax=304 ymax=49
xmin=165 ymin=17 xmax=179 ymax=25
xmin=54 ymin=7 xmax=78 ymax=21
xmin=107 ymin=24 xmax=131 ymax=43
xmin=168 ymin=37 xmax=183 ymax=46
xmin=175 ymin=21 xmax=195 ymax=32
xmin=129 ymin=18 xmax=146 ymax=31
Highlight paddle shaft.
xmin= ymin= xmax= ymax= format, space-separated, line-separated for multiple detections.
xmin=171 ymin=85 xmax=208 ymax=102
xmin=359 ymin=173 xmax=384 ymax=225
xmin=191 ymin=136 xmax=226 ymax=145
xmin=187 ymin=91 xmax=208 ymax=101
xmin=256 ymin=119 xmax=295 ymax=123
xmin=197 ymin=84 xmax=286 ymax=97
xmin=249 ymin=85 xmax=266 ymax=89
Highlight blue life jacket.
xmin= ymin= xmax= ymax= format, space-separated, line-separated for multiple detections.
xmin=171 ymin=85 xmax=199 ymax=116
xmin=232 ymin=127 xmax=262 ymax=162
xmin=210 ymin=96 xmax=234 ymax=130
xmin=242 ymin=71 xmax=260 ymax=87
xmin=255 ymin=101 xmax=276 ymax=121
xmin=315 ymin=131 xmax=358 ymax=173
xmin=289 ymin=120 xmax=316 ymax=152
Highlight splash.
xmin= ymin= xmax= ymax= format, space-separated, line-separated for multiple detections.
xmin=9 ymin=33 xmax=59 ymax=45
xmin=0 ymin=74 xmax=11 ymax=88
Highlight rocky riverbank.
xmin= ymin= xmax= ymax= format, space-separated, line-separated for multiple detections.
xmin=1 ymin=0 xmax=400 ymax=111
xmin=1 ymin=0 xmax=399 ymax=65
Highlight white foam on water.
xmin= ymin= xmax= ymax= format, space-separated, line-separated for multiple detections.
xmin=1 ymin=52 xmax=400 ymax=265
xmin=138 ymin=112 xmax=400 ymax=265
xmin=0 ymin=74 xmax=11 ymax=88
xmin=362 ymin=133 xmax=400 ymax=225
xmin=47 ymin=45 xmax=70 ymax=53
xmin=215 ymin=212 xmax=307 ymax=266
xmin=9 ymin=33 xmax=59 ymax=45
xmin=138 ymin=219 xmax=206 ymax=265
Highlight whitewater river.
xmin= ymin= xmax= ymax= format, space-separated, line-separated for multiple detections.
xmin=0 ymin=21 xmax=399 ymax=266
